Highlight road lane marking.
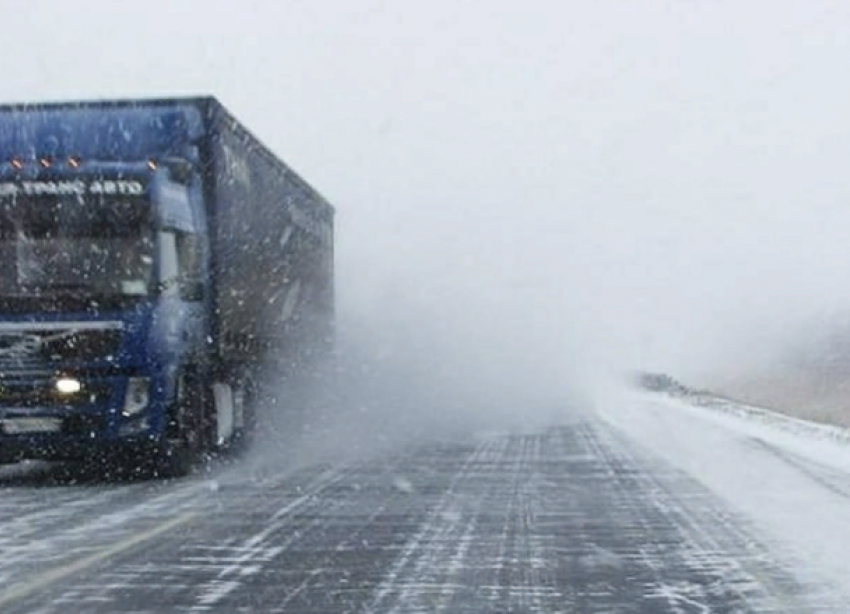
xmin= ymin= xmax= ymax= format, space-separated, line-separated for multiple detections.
xmin=191 ymin=467 xmax=350 ymax=609
xmin=0 ymin=511 xmax=198 ymax=610
xmin=0 ymin=462 xmax=353 ymax=610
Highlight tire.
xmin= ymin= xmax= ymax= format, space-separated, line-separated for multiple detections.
xmin=107 ymin=440 xmax=192 ymax=481
xmin=151 ymin=440 xmax=195 ymax=479
xmin=154 ymin=367 xmax=207 ymax=478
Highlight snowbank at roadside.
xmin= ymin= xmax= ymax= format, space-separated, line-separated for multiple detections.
xmin=666 ymin=390 xmax=850 ymax=472
xmin=592 ymin=386 xmax=850 ymax=608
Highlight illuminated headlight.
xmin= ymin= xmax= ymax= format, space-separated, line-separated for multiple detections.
xmin=55 ymin=377 xmax=82 ymax=395
xmin=122 ymin=377 xmax=150 ymax=417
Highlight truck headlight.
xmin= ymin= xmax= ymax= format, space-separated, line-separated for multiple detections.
xmin=122 ymin=377 xmax=149 ymax=417
xmin=55 ymin=377 xmax=82 ymax=395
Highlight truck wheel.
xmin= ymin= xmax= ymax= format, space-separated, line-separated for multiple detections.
xmin=156 ymin=369 xmax=206 ymax=478
xmin=152 ymin=441 xmax=194 ymax=479
xmin=114 ymin=440 xmax=191 ymax=481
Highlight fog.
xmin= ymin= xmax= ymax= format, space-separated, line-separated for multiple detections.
xmin=4 ymin=1 xmax=850 ymax=455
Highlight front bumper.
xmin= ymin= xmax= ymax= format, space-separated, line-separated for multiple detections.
xmin=0 ymin=373 xmax=164 ymax=461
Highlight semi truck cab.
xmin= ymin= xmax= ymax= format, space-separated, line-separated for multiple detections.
xmin=0 ymin=98 xmax=335 ymax=474
xmin=0 ymin=161 xmax=209 ymax=463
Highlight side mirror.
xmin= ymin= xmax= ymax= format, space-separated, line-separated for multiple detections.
xmin=180 ymin=280 xmax=204 ymax=302
xmin=163 ymin=157 xmax=195 ymax=185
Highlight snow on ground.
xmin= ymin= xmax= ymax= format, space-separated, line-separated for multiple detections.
xmin=593 ymin=387 xmax=850 ymax=608
xmin=684 ymin=393 xmax=850 ymax=469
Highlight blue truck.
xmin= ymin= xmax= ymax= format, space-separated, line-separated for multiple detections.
xmin=0 ymin=97 xmax=335 ymax=475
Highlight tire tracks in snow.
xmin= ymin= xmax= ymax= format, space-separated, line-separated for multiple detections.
xmin=368 ymin=421 xmax=812 ymax=613
xmin=1 ymin=419 xmax=824 ymax=613
xmin=594 ymin=421 xmax=814 ymax=613
xmin=749 ymin=437 xmax=850 ymax=500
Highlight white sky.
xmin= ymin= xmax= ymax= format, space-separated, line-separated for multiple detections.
xmin=3 ymin=0 xmax=850 ymax=393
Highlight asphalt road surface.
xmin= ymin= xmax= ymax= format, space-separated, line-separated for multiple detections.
xmin=0 ymin=416 xmax=819 ymax=613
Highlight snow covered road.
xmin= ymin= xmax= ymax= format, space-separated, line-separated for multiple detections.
xmin=0 ymin=395 xmax=847 ymax=612
xmin=596 ymin=390 xmax=850 ymax=610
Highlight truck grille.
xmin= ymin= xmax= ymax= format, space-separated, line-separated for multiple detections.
xmin=0 ymin=326 xmax=123 ymax=373
xmin=0 ymin=352 xmax=43 ymax=373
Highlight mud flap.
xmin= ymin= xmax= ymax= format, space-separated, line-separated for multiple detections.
xmin=213 ymin=382 xmax=234 ymax=445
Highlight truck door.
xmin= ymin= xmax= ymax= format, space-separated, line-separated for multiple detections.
xmin=157 ymin=229 xmax=206 ymax=364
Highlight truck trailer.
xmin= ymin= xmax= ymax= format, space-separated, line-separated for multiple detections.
xmin=0 ymin=96 xmax=335 ymax=475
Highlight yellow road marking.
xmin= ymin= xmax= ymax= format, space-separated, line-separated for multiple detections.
xmin=0 ymin=511 xmax=197 ymax=609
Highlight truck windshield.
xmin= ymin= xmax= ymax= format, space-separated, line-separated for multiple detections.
xmin=0 ymin=196 xmax=154 ymax=299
